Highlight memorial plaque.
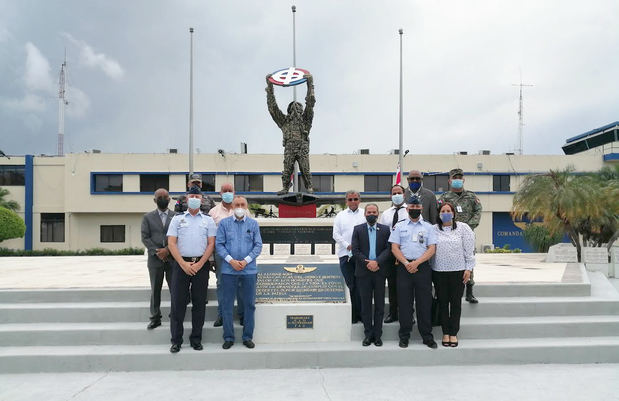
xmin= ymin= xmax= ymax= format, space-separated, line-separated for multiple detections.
xmin=256 ymin=263 xmax=346 ymax=303
xmin=583 ymin=247 xmax=609 ymax=264
xmin=612 ymin=247 xmax=619 ymax=263
xmin=260 ymin=225 xmax=334 ymax=245
xmin=273 ymin=243 xmax=292 ymax=255
xmin=294 ymin=244 xmax=312 ymax=255
xmin=546 ymin=244 xmax=577 ymax=262
xmin=286 ymin=315 xmax=314 ymax=329
xmin=315 ymin=243 xmax=333 ymax=255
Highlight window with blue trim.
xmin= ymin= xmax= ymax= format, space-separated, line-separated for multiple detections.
xmin=493 ymin=175 xmax=510 ymax=192
xmin=234 ymin=175 xmax=263 ymax=192
xmin=300 ymin=175 xmax=333 ymax=192
xmin=0 ymin=165 xmax=25 ymax=186
xmin=140 ymin=174 xmax=169 ymax=192
xmin=364 ymin=175 xmax=392 ymax=192
xmin=186 ymin=174 xmax=215 ymax=192
xmin=424 ymin=175 xmax=449 ymax=192
xmin=94 ymin=174 xmax=122 ymax=192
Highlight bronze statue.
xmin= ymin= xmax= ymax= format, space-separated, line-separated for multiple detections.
xmin=266 ymin=73 xmax=315 ymax=195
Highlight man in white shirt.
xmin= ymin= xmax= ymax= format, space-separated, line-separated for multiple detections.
xmin=378 ymin=184 xmax=408 ymax=323
xmin=332 ymin=190 xmax=366 ymax=323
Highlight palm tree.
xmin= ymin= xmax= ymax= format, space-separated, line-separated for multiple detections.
xmin=0 ymin=188 xmax=19 ymax=212
xmin=512 ymin=168 xmax=605 ymax=262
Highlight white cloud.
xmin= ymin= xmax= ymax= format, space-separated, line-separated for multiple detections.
xmin=0 ymin=26 xmax=10 ymax=42
xmin=65 ymin=85 xmax=90 ymax=118
xmin=64 ymin=33 xmax=124 ymax=80
xmin=24 ymin=42 xmax=54 ymax=93
xmin=3 ymin=93 xmax=47 ymax=112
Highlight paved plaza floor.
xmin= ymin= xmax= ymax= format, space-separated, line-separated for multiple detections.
xmin=0 ymin=364 xmax=617 ymax=401
xmin=0 ymin=253 xmax=568 ymax=289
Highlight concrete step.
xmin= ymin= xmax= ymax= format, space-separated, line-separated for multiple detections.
xmin=1 ymin=337 xmax=618 ymax=373
xmin=2 ymin=296 xmax=617 ymax=323
xmin=1 ymin=315 xmax=618 ymax=346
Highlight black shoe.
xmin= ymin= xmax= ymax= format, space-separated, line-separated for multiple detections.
xmin=239 ymin=316 xmax=244 ymax=326
xmin=374 ymin=338 xmax=383 ymax=347
xmin=147 ymin=320 xmax=161 ymax=330
xmin=424 ymin=339 xmax=438 ymax=349
xmin=399 ymin=338 xmax=408 ymax=348
xmin=170 ymin=343 xmax=181 ymax=353
xmin=243 ymin=340 xmax=255 ymax=349
xmin=362 ymin=337 xmax=373 ymax=346
xmin=384 ymin=313 xmax=398 ymax=323
xmin=191 ymin=342 xmax=203 ymax=351
xmin=213 ymin=316 xmax=223 ymax=327
xmin=222 ymin=341 xmax=234 ymax=349
xmin=466 ymin=284 xmax=479 ymax=304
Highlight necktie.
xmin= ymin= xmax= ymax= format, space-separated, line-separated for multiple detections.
xmin=160 ymin=212 xmax=167 ymax=226
xmin=392 ymin=206 xmax=402 ymax=228
xmin=368 ymin=226 xmax=376 ymax=260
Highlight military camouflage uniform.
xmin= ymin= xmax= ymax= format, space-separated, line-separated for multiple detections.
xmin=439 ymin=185 xmax=482 ymax=287
xmin=266 ymin=75 xmax=315 ymax=193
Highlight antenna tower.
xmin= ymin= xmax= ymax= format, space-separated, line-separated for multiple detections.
xmin=58 ymin=51 xmax=68 ymax=156
xmin=512 ymin=73 xmax=534 ymax=155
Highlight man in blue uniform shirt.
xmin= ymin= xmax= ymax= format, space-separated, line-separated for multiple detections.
xmin=389 ymin=195 xmax=438 ymax=349
xmin=166 ymin=186 xmax=216 ymax=353
xmin=216 ymin=196 xmax=263 ymax=349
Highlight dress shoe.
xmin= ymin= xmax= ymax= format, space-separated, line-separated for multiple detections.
xmin=374 ymin=338 xmax=383 ymax=347
xmin=222 ymin=341 xmax=234 ymax=349
xmin=384 ymin=313 xmax=398 ymax=324
xmin=213 ymin=316 xmax=223 ymax=327
xmin=191 ymin=342 xmax=203 ymax=351
xmin=239 ymin=316 xmax=244 ymax=326
xmin=398 ymin=338 xmax=409 ymax=348
xmin=362 ymin=337 xmax=373 ymax=346
xmin=243 ymin=340 xmax=255 ymax=349
xmin=466 ymin=284 xmax=479 ymax=304
xmin=424 ymin=339 xmax=438 ymax=349
xmin=170 ymin=344 xmax=181 ymax=353
xmin=147 ymin=321 xmax=161 ymax=330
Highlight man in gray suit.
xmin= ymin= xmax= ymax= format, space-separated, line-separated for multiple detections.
xmin=404 ymin=170 xmax=438 ymax=224
xmin=141 ymin=188 xmax=175 ymax=330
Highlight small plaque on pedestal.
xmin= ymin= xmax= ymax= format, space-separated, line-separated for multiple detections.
xmin=287 ymin=315 xmax=313 ymax=329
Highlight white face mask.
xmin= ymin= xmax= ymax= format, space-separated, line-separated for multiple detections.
xmin=234 ymin=208 xmax=246 ymax=218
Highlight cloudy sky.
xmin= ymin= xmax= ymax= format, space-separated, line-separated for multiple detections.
xmin=1 ymin=0 xmax=617 ymax=157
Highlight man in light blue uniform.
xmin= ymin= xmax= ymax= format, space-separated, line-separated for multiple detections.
xmin=216 ymin=196 xmax=263 ymax=349
xmin=167 ymin=186 xmax=216 ymax=353
xmin=389 ymin=195 xmax=438 ymax=349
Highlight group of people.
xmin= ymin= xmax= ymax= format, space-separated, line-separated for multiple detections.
xmin=141 ymin=174 xmax=262 ymax=353
xmin=333 ymin=168 xmax=481 ymax=348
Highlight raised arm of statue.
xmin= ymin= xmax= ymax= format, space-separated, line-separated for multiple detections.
xmin=266 ymin=75 xmax=286 ymax=128
xmin=303 ymin=74 xmax=315 ymax=123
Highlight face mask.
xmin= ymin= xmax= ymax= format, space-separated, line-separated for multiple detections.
xmin=408 ymin=209 xmax=421 ymax=219
xmin=187 ymin=197 xmax=201 ymax=210
xmin=451 ymin=179 xmax=464 ymax=189
xmin=409 ymin=182 xmax=422 ymax=192
xmin=221 ymin=192 xmax=234 ymax=204
xmin=440 ymin=212 xmax=453 ymax=223
xmin=391 ymin=194 xmax=404 ymax=205
xmin=156 ymin=198 xmax=169 ymax=210
xmin=366 ymin=215 xmax=378 ymax=225
xmin=234 ymin=208 xmax=246 ymax=218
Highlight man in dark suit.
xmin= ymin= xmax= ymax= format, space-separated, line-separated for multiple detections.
xmin=141 ymin=188 xmax=175 ymax=330
xmin=351 ymin=203 xmax=392 ymax=347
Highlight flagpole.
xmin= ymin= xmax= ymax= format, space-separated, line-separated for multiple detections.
xmin=188 ymin=27 xmax=195 ymax=175
xmin=398 ymin=28 xmax=404 ymax=178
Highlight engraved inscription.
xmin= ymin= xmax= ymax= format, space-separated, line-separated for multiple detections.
xmin=256 ymin=264 xmax=346 ymax=303
xmin=287 ymin=315 xmax=314 ymax=329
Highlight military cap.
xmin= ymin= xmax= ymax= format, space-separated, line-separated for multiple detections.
xmin=408 ymin=195 xmax=421 ymax=205
xmin=187 ymin=185 xmax=202 ymax=195
xmin=449 ymin=168 xmax=464 ymax=178
xmin=189 ymin=173 xmax=202 ymax=182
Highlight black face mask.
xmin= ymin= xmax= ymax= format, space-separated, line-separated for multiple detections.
xmin=366 ymin=215 xmax=378 ymax=225
xmin=156 ymin=198 xmax=170 ymax=210
xmin=408 ymin=209 xmax=421 ymax=219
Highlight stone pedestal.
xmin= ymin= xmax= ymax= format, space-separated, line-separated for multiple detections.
xmin=583 ymin=247 xmax=610 ymax=276
xmin=546 ymin=243 xmax=578 ymax=263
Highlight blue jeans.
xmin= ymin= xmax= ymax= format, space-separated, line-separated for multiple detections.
xmin=222 ymin=273 xmax=256 ymax=342
xmin=215 ymin=253 xmax=244 ymax=318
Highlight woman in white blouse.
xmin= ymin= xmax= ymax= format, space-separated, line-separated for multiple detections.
xmin=432 ymin=202 xmax=475 ymax=347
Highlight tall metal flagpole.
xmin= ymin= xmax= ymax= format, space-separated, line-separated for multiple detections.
xmin=291 ymin=5 xmax=299 ymax=192
xmin=189 ymin=27 xmax=195 ymax=175
xmin=398 ymin=29 xmax=404 ymax=178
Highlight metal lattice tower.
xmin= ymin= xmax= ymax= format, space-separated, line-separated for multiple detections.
xmin=512 ymin=74 xmax=534 ymax=155
xmin=58 ymin=52 xmax=67 ymax=156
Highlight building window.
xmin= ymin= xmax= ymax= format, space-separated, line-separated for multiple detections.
xmin=424 ymin=175 xmax=449 ymax=192
xmin=493 ymin=175 xmax=511 ymax=192
xmin=300 ymin=175 xmax=334 ymax=193
xmin=364 ymin=175 xmax=392 ymax=192
xmin=0 ymin=165 xmax=25 ymax=186
xmin=40 ymin=213 xmax=65 ymax=242
xmin=234 ymin=175 xmax=264 ymax=192
xmin=186 ymin=174 xmax=216 ymax=192
xmin=100 ymin=225 xmax=125 ymax=242
xmin=140 ymin=174 xmax=169 ymax=192
xmin=94 ymin=174 xmax=123 ymax=192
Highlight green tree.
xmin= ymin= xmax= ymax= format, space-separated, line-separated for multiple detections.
xmin=523 ymin=224 xmax=563 ymax=253
xmin=0 ymin=207 xmax=26 ymax=242
xmin=511 ymin=167 xmax=608 ymax=261
xmin=0 ymin=188 xmax=19 ymax=211
xmin=578 ymin=165 xmax=619 ymax=250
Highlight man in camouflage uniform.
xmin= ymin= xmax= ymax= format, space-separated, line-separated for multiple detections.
xmin=174 ymin=173 xmax=215 ymax=214
xmin=438 ymin=168 xmax=482 ymax=303
xmin=266 ymin=73 xmax=315 ymax=195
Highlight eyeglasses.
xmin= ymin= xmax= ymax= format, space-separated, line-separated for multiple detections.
xmin=347 ymin=197 xmax=359 ymax=201
xmin=407 ymin=177 xmax=422 ymax=182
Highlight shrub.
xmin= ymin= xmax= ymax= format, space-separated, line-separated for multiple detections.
xmin=0 ymin=247 xmax=145 ymax=257
xmin=0 ymin=207 xmax=26 ymax=242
